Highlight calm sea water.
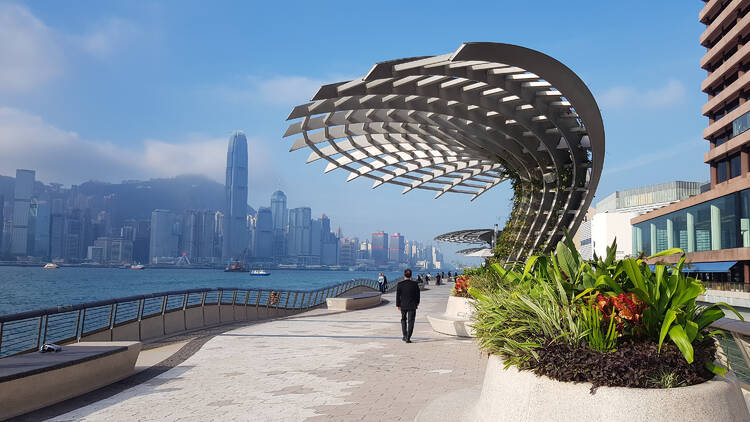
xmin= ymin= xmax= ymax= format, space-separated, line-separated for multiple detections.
xmin=0 ymin=267 xmax=401 ymax=316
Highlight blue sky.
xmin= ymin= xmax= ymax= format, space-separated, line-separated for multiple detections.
xmin=0 ymin=1 xmax=709 ymax=263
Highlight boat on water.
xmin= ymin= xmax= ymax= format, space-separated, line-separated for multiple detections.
xmin=224 ymin=262 xmax=248 ymax=272
xmin=250 ymin=269 xmax=270 ymax=276
xmin=43 ymin=263 xmax=59 ymax=269
xmin=224 ymin=248 xmax=249 ymax=272
xmin=130 ymin=264 xmax=145 ymax=270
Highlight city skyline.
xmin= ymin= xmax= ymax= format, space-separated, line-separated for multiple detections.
xmin=0 ymin=1 xmax=710 ymax=255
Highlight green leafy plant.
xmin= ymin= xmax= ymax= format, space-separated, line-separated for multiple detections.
xmin=581 ymin=301 xmax=617 ymax=352
xmin=621 ymin=248 xmax=742 ymax=373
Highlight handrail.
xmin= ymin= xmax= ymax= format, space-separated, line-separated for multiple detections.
xmin=0 ymin=278 xmax=401 ymax=358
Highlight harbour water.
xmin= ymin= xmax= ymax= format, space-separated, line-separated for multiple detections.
xmin=0 ymin=267 xmax=401 ymax=316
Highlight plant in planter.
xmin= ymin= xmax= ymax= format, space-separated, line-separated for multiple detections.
xmin=451 ymin=275 xmax=471 ymax=298
xmin=469 ymin=237 xmax=743 ymax=388
xmin=459 ymin=238 xmax=750 ymax=421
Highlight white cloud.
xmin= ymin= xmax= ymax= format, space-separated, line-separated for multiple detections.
xmin=598 ymin=80 xmax=686 ymax=109
xmin=0 ymin=2 xmax=62 ymax=93
xmin=79 ymin=17 xmax=140 ymax=60
xmin=602 ymin=138 xmax=704 ymax=177
xmin=0 ymin=107 xmax=275 ymax=186
xmin=205 ymin=74 xmax=354 ymax=107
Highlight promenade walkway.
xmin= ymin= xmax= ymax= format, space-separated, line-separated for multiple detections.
xmin=45 ymin=283 xmax=486 ymax=421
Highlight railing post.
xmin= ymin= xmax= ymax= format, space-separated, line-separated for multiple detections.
xmin=110 ymin=303 xmax=118 ymax=341
xmin=201 ymin=291 xmax=207 ymax=327
xmin=161 ymin=295 xmax=168 ymax=336
xmin=283 ymin=292 xmax=290 ymax=309
xmin=136 ymin=299 xmax=143 ymax=341
xmin=80 ymin=308 xmax=87 ymax=340
xmin=292 ymin=292 xmax=298 ymax=310
xmin=217 ymin=291 xmax=224 ymax=323
xmin=255 ymin=290 xmax=261 ymax=319
xmin=41 ymin=314 xmax=50 ymax=345
xmin=231 ymin=290 xmax=238 ymax=321
xmin=0 ymin=321 xmax=4 ymax=354
xmin=35 ymin=316 xmax=44 ymax=350
xmin=74 ymin=309 xmax=82 ymax=341
xmin=182 ymin=293 xmax=188 ymax=331
xmin=243 ymin=291 xmax=250 ymax=320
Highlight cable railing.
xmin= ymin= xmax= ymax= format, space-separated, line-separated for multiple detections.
xmin=0 ymin=278 xmax=397 ymax=358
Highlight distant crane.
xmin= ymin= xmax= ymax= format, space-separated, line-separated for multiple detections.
xmin=224 ymin=248 xmax=248 ymax=272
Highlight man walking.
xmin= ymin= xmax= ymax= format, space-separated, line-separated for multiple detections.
xmin=396 ymin=269 xmax=420 ymax=343
xmin=378 ymin=273 xmax=385 ymax=293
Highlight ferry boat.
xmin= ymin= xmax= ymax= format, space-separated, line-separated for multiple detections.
xmin=43 ymin=263 xmax=59 ymax=269
xmin=130 ymin=264 xmax=145 ymax=270
xmin=250 ymin=269 xmax=270 ymax=276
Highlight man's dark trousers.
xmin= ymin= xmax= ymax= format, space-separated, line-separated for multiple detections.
xmin=401 ymin=309 xmax=416 ymax=340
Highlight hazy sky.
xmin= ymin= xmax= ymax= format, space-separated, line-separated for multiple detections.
xmin=0 ymin=1 xmax=709 ymax=263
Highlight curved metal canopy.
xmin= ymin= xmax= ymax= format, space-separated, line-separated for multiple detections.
xmin=456 ymin=246 xmax=490 ymax=255
xmin=434 ymin=229 xmax=495 ymax=245
xmin=283 ymin=42 xmax=604 ymax=260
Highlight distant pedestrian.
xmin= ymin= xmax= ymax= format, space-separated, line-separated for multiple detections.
xmin=378 ymin=273 xmax=385 ymax=293
xmin=396 ymin=269 xmax=420 ymax=343
xmin=417 ymin=274 xmax=423 ymax=285
xmin=383 ymin=274 xmax=388 ymax=291
xmin=426 ymin=272 xmax=431 ymax=284
xmin=436 ymin=273 xmax=442 ymax=285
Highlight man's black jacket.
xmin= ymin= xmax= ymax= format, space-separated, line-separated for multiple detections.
xmin=396 ymin=279 xmax=420 ymax=310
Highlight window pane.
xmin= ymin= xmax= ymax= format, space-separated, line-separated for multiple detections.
xmin=731 ymin=154 xmax=742 ymax=178
xmin=694 ymin=203 xmax=712 ymax=251
xmin=733 ymin=111 xmax=750 ymax=137
xmin=718 ymin=160 xmax=729 ymax=183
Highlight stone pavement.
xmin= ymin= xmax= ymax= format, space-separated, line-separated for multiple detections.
xmin=48 ymin=283 xmax=487 ymax=422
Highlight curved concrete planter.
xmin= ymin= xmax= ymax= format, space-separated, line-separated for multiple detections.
xmin=427 ymin=296 xmax=475 ymax=337
xmin=465 ymin=355 xmax=750 ymax=421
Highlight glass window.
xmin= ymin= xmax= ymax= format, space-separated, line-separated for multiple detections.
xmin=730 ymin=153 xmax=742 ymax=178
xmin=713 ymin=194 xmax=738 ymax=250
xmin=715 ymin=136 xmax=727 ymax=147
xmin=732 ymin=110 xmax=750 ymax=137
xmin=718 ymin=160 xmax=729 ymax=183
xmin=694 ymin=202 xmax=712 ymax=252
xmin=742 ymin=190 xmax=750 ymax=247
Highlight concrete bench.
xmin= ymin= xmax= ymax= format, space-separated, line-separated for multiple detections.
xmin=326 ymin=292 xmax=382 ymax=311
xmin=427 ymin=296 xmax=476 ymax=338
xmin=0 ymin=341 xmax=141 ymax=420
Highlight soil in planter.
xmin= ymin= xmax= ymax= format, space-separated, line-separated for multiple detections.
xmin=522 ymin=338 xmax=716 ymax=389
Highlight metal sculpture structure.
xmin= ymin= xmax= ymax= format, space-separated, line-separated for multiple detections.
xmin=284 ymin=42 xmax=604 ymax=261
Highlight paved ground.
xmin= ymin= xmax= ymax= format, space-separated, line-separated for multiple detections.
xmin=47 ymin=284 xmax=487 ymax=422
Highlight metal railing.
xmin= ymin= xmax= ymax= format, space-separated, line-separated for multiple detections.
xmin=0 ymin=278 xmax=397 ymax=358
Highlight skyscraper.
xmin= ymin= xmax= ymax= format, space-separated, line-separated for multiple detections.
xmin=11 ymin=169 xmax=35 ymax=255
xmin=270 ymin=191 xmax=287 ymax=260
xmin=288 ymin=207 xmax=312 ymax=260
xmin=149 ymin=209 xmax=180 ymax=263
xmin=389 ymin=233 xmax=405 ymax=264
xmin=372 ymin=231 xmax=388 ymax=265
xmin=253 ymin=207 xmax=273 ymax=259
xmin=223 ymin=131 xmax=249 ymax=261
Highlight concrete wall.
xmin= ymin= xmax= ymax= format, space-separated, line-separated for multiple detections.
xmin=69 ymin=286 xmax=376 ymax=345
xmin=0 ymin=342 xmax=141 ymax=420
xmin=591 ymin=211 xmax=638 ymax=259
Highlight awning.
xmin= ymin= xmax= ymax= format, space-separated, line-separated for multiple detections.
xmin=466 ymin=248 xmax=494 ymax=258
xmin=683 ymin=261 xmax=737 ymax=273
xmin=647 ymin=261 xmax=737 ymax=273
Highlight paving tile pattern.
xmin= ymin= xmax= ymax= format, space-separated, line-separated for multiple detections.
xmin=49 ymin=284 xmax=487 ymax=422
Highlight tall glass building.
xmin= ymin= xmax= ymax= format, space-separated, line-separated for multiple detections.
xmin=633 ymin=2 xmax=750 ymax=282
xmin=223 ymin=131 xmax=249 ymax=261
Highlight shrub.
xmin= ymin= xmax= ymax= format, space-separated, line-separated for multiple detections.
xmin=470 ymin=235 xmax=743 ymax=387
xmin=451 ymin=276 xmax=471 ymax=297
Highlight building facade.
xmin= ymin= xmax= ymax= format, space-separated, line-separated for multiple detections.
xmin=149 ymin=209 xmax=180 ymax=263
xmin=223 ymin=131 xmax=249 ymax=261
xmin=11 ymin=169 xmax=35 ymax=255
xmin=371 ymin=232 xmax=388 ymax=265
xmin=633 ymin=2 xmax=750 ymax=282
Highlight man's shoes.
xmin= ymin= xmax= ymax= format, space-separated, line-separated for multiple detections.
xmin=405 ymin=339 xmax=412 ymax=343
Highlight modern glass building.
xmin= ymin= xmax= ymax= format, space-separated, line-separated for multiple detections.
xmin=223 ymin=131 xmax=249 ymax=261
xmin=633 ymin=2 xmax=750 ymax=282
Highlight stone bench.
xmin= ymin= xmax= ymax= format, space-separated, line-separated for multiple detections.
xmin=427 ymin=296 xmax=476 ymax=337
xmin=326 ymin=292 xmax=382 ymax=311
xmin=0 ymin=341 xmax=141 ymax=420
